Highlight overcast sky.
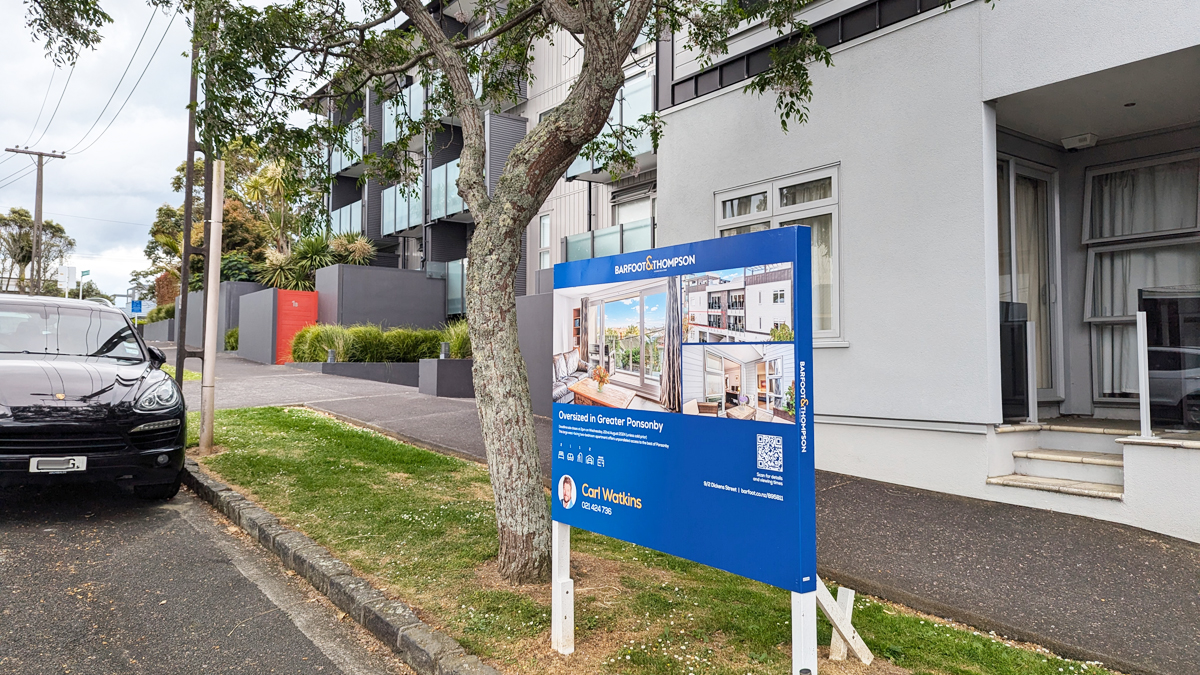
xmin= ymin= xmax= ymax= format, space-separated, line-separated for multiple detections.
xmin=0 ymin=0 xmax=193 ymax=303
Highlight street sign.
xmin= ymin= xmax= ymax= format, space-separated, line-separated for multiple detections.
xmin=131 ymin=300 xmax=143 ymax=313
xmin=57 ymin=266 xmax=76 ymax=287
xmin=81 ymin=270 xmax=90 ymax=277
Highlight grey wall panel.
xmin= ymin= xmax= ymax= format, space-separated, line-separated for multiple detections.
xmin=237 ymin=288 xmax=278 ymax=365
xmin=331 ymin=175 xmax=360 ymax=210
xmin=430 ymin=127 xmax=464 ymax=168
xmin=219 ymin=281 xmax=266 ymax=348
xmin=535 ymin=268 xmax=554 ymax=295
xmin=143 ymin=319 xmax=175 ymax=342
xmin=517 ymin=292 xmax=554 ymax=416
xmin=427 ymin=221 xmax=472 ymax=262
xmin=315 ymin=264 xmax=446 ymax=329
xmin=176 ymin=290 xmax=204 ymax=350
xmin=485 ymin=112 xmax=528 ymax=195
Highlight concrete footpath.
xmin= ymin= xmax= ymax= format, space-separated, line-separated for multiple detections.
xmin=164 ymin=348 xmax=1200 ymax=675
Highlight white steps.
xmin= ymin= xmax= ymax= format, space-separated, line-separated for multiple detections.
xmin=990 ymin=448 xmax=1124 ymax=500
xmin=986 ymin=474 xmax=1123 ymax=500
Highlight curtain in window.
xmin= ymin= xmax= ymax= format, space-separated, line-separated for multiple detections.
xmin=1090 ymin=159 xmax=1199 ymax=239
xmin=659 ymin=277 xmax=682 ymax=412
xmin=1093 ymin=243 xmax=1200 ymax=394
xmin=1015 ymin=175 xmax=1052 ymax=389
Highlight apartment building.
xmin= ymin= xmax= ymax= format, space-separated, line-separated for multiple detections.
xmin=653 ymin=0 xmax=1200 ymax=543
xmin=321 ymin=2 xmax=659 ymax=315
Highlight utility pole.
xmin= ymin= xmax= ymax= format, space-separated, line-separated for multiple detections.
xmin=4 ymin=147 xmax=65 ymax=295
xmin=175 ymin=17 xmax=203 ymax=389
xmin=199 ymin=158 xmax=224 ymax=453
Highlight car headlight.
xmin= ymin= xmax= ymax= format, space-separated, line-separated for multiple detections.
xmin=135 ymin=379 xmax=181 ymax=412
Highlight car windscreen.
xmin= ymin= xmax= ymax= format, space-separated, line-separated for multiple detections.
xmin=0 ymin=304 xmax=144 ymax=361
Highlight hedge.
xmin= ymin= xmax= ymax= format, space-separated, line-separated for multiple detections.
xmin=290 ymin=322 xmax=465 ymax=363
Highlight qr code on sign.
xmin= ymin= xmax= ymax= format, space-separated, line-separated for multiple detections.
xmin=756 ymin=434 xmax=783 ymax=472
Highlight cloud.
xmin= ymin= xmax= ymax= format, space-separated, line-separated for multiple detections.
xmin=0 ymin=0 xmax=191 ymax=296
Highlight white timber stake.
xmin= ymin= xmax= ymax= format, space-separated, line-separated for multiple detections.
xmin=1026 ymin=320 xmax=1038 ymax=424
xmin=551 ymin=520 xmax=574 ymax=655
xmin=792 ymin=591 xmax=818 ymax=674
xmin=827 ymin=587 xmax=856 ymax=660
xmin=199 ymin=159 xmax=225 ymax=452
xmin=815 ymin=578 xmax=874 ymax=665
xmin=1137 ymin=310 xmax=1153 ymax=438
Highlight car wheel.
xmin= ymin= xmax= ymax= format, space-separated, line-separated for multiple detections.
xmin=135 ymin=473 xmax=183 ymax=500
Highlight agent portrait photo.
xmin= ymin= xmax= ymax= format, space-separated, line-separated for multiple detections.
xmin=558 ymin=475 xmax=576 ymax=509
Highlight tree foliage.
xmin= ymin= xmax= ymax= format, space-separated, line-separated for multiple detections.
xmin=0 ymin=207 xmax=76 ymax=295
xmin=22 ymin=0 xmax=173 ymax=64
xmin=195 ymin=0 xmax=839 ymax=583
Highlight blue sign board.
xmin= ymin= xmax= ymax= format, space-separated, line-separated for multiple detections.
xmin=131 ymin=300 xmax=143 ymax=314
xmin=551 ymin=227 xmax=816 ymax=593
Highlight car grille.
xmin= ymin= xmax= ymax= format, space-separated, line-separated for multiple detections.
xmin=0 ymin=432 xmax=129 ymax=454
xmin=130 ymin=427 xmax=182 ymax=451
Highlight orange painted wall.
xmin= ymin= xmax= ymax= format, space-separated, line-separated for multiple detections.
xmin=275 ymin=290 xmax=318 ymax=364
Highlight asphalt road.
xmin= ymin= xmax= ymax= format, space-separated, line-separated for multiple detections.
xmin=0 ymin=482 xmax=410 ymax=675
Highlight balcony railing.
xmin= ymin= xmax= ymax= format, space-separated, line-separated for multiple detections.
xmin=331 ymin=201 xmax=362 ymax=235
xmin=567 ymin=72 xmax=654 ymax=179
xmin=430 ymin=158 xmax=465 ymax=221
xmin=428 ymin=258 xmax=469 ymax=316
xmin=381 ymin=173 xmax=424 ymax=236
xmin=331 ymin=119 xmax=364 ymax=174
xmin=382 ymin=83 xmax=424 ymax=145
xmin=564 ymin=218 xmax=655 ymax=262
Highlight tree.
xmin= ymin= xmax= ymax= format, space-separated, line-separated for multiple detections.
xmin=199 ymin=0 xmax=834 ymax=583
xmin=78 ymin=279 xmax=114 ymax=302
xmin=0 ymin=208 xmax=75 ymax=295
xmin=23 ymin=0 xmax=172 ymax=64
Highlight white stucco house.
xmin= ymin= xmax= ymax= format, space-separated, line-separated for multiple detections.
xmin=652 ymin=0 xmax=1200 ymax=542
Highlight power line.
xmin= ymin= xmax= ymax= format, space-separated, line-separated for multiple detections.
xmin=0 ymin=160 xmax=41 ymax=191
xmin=21 ymin=68 xmax=55 ymax=146
xmin=68 ymin=8 xmax=179 ymax=156
xmin=61 ymin=8 xmax=158 ymax=154
xmin=45 ymin=212 xmax=154 ymax=227
xmin=28 ymin=63 xmax=78 ymax=149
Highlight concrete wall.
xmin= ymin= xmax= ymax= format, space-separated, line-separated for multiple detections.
xmin=315 ymin=264 xmax=446 ymax=329
xmin=174 ymin=281 xmax=266 ymax=350
xmin=237 ymin=288 xmax=278 ymax=365
xmin=143 ymin=319 xmax=175 ymax=342
xmin=517 ymin=292 xmax=554 ymax=417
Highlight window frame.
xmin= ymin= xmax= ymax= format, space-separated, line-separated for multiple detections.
xmin=1083 ymin=234 xmax=1200 ymax=323
xmin=538 ymin=213 xmax=552 ymax=270
xmin=714 ymin=165 xmax=843 ymax=342
xmin=1081 ymin=149 xmax=1200 ymax=246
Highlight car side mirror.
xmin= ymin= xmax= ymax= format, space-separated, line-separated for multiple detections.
xmin=148 ymin=346 xmax=167 ymax=369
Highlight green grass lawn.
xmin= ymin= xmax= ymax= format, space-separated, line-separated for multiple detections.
xmin=187 ymin=408 xmax=1119 ymax=675
xmin=162 ymin=364 xmax=202 ymax=381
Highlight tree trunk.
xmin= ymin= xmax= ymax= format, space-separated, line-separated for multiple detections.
xmin=466 ymin=207 xmax=551 ymax=583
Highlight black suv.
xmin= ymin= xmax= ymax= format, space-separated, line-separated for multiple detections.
xmin=0 ymin=296 xmax=185 ymax=498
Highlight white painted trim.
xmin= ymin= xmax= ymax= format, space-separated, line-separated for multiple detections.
xmin=791 ymin=591 xmax=818 ymax=674
xmin=815 ymin=414 xmax=989 ymax=435
xmin=1082 ymin=234 xmax=1200 ymax=322
xmin=1136 ymin=311 xmax=1153 ymax=439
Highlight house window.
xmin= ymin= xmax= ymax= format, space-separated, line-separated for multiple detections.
xmin=538 ymin=214 xmax=551 ymax=270
xmin=722 ymin=192 xmax=768 ymax=219
xmin=704 ymin=350 xmax=724 ymax=403
xmin=766 ymin=357 xmax=785 ymax=410
xmin=1083 ymin=150 xmax=1200 ymax=401
xmin=715 ymin=165 xmax=841 ymax=341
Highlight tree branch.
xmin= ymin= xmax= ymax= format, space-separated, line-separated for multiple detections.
xmin=544 ymin=0 xmax=585 ymax=33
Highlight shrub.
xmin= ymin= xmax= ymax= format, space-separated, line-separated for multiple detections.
xmin=770 ymin=323 xmax=794 ymax=342
xmin=384 ymin=328 xmax=443 ymax=362
xmin=146 ymin=304 xmax=175 ymax=323
xmin=290 ymin=323 xmax=352 ymax=362
xmin=346 ymin=324 xmax=389 ymax=363
xmin=224 ymin=327 xmax=239 ymax=351
xmin=330 ymin=233 xmax=376 ymax=266
xmin=442 ymin=320 xmax=471 ymax=359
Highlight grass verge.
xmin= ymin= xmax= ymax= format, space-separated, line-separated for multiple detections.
xmin=187 ymin=407 xmax=1121 ymax=675
xmin=162 ymin=364 xmax=201 ymax=381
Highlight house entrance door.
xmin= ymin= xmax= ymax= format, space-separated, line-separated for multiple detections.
xmin=998 ymin=159 xmax=1059 ymax=414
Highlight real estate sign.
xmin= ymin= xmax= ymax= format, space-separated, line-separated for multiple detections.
xmin=551 ymin=227 xmax=816 ymax=593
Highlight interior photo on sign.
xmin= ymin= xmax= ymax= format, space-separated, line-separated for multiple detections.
xmin=680 ymin=343 xmax=796 ymax=423
xmin=553 ymin=277 xmax=683 ymax=413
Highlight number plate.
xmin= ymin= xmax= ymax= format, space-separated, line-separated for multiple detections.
xmin=28 ymin=456 xmax=88 ymax=473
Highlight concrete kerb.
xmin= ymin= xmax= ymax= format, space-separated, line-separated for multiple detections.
xmin=182 ymin=459 xmax=501 ymax=675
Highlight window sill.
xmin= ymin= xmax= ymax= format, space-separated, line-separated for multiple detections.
xmin=814 ymin=341 xmax=849 ymax=349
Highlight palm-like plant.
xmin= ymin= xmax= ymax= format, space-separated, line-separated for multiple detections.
xmin=245 ymin=161 xmax=292 ymax=255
